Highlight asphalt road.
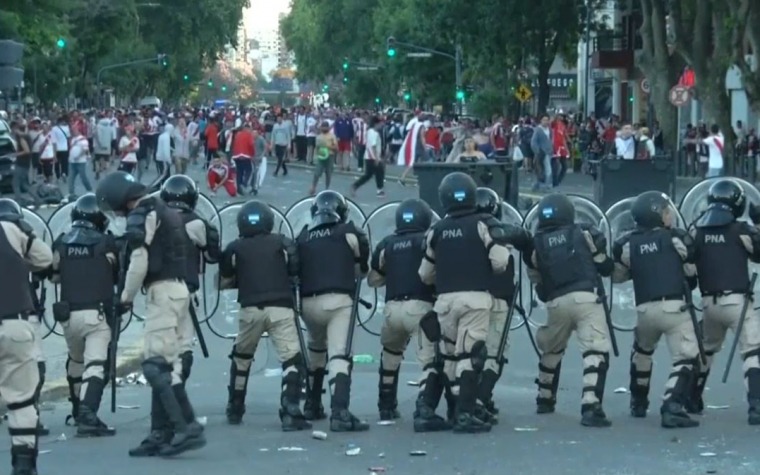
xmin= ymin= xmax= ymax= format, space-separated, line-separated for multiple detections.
xmin=11 ymin=161 xmax=757 ymax=475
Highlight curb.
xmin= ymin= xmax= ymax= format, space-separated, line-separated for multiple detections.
xmin=39 ymin=343 xmax=144 ymax=403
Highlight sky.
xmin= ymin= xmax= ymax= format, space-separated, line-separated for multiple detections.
xmin=243 ymin=0 xmax=290 ymax=34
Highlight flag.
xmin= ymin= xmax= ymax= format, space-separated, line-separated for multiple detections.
xmin=397 ymin=121 xmax=423 ymax=167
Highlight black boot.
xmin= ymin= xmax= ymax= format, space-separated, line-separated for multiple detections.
xmin=686 ymin=353 xmax=711 ymax=415
xmin=453 ymin=370 xmax=491 ymax=434
xmin=280 ymin=371 xmax=312 ymax=432
xmin=11 ymin=445 xmax=37 ymax=475
xmin=475 ymin=369 xmax=501 ymax=424
xmin=746 ymin=368 xmax=760 ymax=425
xmin=225 ymin=358 xmax=248 ymax=424
xmin=536 ymin=361 xmax=561 ymax=414
xmin=377 ymin=366 xmax=401 ymax=421
xmin=129 ymin=390 xmax=172 ymax=457
xmin=34 ymin=362 xmax=49 ymax=437
xmin=660 ymin=366 xmax=699 ymax=429
xmin=329 ymin=373 xmax=369 ymax=432
xmin=413 ymin=372 xmax=451 ymax=432
xmin=159 ymin=385 xmax=206 ymax=457
xmin=629 ymin=358 xmax=651 ymax=418
xmin=64 ymin=373 xmax=81 ymax=426
xmin=580 ymin=353 xmax=611 ymax=428
xmin=76 ymin=377 xmax=116 ymax=437
xmin=303 ymin=368 xmax=327 ymax=421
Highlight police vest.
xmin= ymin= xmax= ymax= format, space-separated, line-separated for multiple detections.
xmin=490 ymin=255 xmax=516 ymax=302
xmin=138 ymin=198 xmax=187 ymax=286
xmin=430 ymin=213 xmax=492 ymax=294
xmin=231 ymin=234 xmax=293 ymax=308
xmin=695 ymin=222 xmax=750 ymax=294
xmin=382 ymin=232 xmax=434 ymax=303
xmin=533 ymin=225 xmax=597 ymax=301
xmin=298 ymin=222 xmax=356 ymax=296
xmin=0 ymin=224 xmax=34 ymax=317
xmin=57 ymin=226 xmax=115 ymax=310
xmin=179 ymin=211 xmax=202 ymax=293
xmin=628 ymin=228 xmax=685 ymax=305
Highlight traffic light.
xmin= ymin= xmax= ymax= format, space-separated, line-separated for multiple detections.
xmin=207 ymin=80 xmax=213 ymax=88
xmin=456 ymin=89 xmax=465 ymax=101
xmin=386 ymin=37 xmax=396 ymax=57
xmin=403 ymin=91 xmax=411 ymax=101
xmin=322 ymin=84 xmax=329 ymax=92
xmin=375 ymin=97 xmax=380 ymax=104
xmin=56 ymin=38 xmax=66 ymax=49
xmin=342 ymin=58 xmax=349 ymax=70
xmin=343 ymin=76 xmax=348 ymax=83
xmin=183 ymin=74 xmax=189 ymax=81
xmin=222 ymin=84 xmax=227 ymax=92
xmin=157 ymin=54 xmax=168 ymax=66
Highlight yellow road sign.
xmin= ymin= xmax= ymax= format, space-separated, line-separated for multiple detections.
xmin=515 ymin=84 xmax=532 ymax=103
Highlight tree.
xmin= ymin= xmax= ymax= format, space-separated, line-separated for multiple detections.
xmin=727 ymin=1 xmax=760 ymax=115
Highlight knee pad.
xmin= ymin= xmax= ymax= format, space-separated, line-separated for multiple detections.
xmin=141 ymin=357 xmax=172 ymax=388
xmin=282 ymin=353 xmax=305 ymax=373
xmin=180 ymin=351 xmax=194 ymax=382
xmin=470 ymin=340 xmax=487 ymax=373
xmin=419 ymin=311 xmax=441 ymax=343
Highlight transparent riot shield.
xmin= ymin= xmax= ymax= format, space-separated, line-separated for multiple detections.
xmin=601 ymin=196 xmax=686 ymax=331
xmin=680 ymin=177 xmax=760 ymax=310
xmin=360 ymin=202 xmax=441 ymax=336
xmin=206 ymin=202 xmax=293 ymax=341
xmin=520 ymin=195 xmax=610 ymax=327
xmin=23 ymin=208 xmax=56 ymax=338
xmin=498 ymin=202 xmax=527 ymax=331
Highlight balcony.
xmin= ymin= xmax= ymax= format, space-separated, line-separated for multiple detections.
xmin=591 ymin=32 xmax=638 ymax=70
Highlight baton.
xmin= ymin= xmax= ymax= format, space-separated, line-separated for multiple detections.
xmin=293 ymin=285 xmax=312 ymax=395
xmin=345 ymin=280 xmax=364 ymax=357
xmin=682 ymin=280 xmax=707 ymax=366
xmin=722 ymin=272 xmax=758 ymax=383
xmin=496 ymin=285 xmax=520 ymax=376
xmin=188 ymin=302 xmax=209 ymax=358
xmin=111 ymin=242 xmax=129 ymax=413
xmin=596 ymin=275 xmax=619 ymax=357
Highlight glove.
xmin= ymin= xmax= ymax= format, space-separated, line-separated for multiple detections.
xmin=750 ymin=203 xmax=760 ymax=225
xmin=115 ymin=302 xmax=132 ymax=316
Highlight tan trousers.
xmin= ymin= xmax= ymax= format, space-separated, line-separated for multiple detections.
xmin=631 ymin=300 xmax=699 ymax=400
xmin=379 ymin=300 xmax=434 ymax=387
xmin=231 ymin=306 xmax=301 ymax=390
xmin=536 ymin=291 xmax=611 ymax=406
xmin=143 ymin=280 xmax=189 ymax=386
xmin=63 ymin=309 xmax=111 ymax=401
xmin=27 ymin=315 xmax=44 ymax=364
xmin=485 ymin=298 xmax=509 ymax=374
xmin=301 ymin=294 xmax=352 ymax=377
xmin=0 ymin=319 xmax=40 ymax=448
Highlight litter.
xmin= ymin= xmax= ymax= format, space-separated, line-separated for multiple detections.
xmin=613 ymin=387 xmax=628 ymax=394
xmin=196 ymin=416 xmax=208 ymax=426
xmin=369 ymin=468 xmax=386 ymax=473
xmin=353 ymin=354 xmax=374 ymax=364
xmin=406 ymin=380 xmax=420 ymax=387
xmin=259 ymin=448 xmax=269 ymax=452
xmin=39 ymin=450 xmax=52 ymax=455
xmin=514 ymin=427 xmax=538 ymax=432
xmin=346 ymin=446 xmax=361 ymax=456
xmin=312 ymin=430 xmax=328 ymax=440
xmin=376 ymin=420 xmax=395 ymax=426
xmin=700 ymin=452 xmax=717 ymax=457
xmin=55 ymin=433 xmax=67 ymax=442
xmin=117 ymin=405 xmax=140 ymax=410
xmin=706 ymin=405 xmax=730 ymax=410
xmin=409 ymin=450 xmax=427 ymax=456
xmin=264 ymin=368 xmax=283 ymax=378
xmin=277 ymin=447 xmax=305 ymax=452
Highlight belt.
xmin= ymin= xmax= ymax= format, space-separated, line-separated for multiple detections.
xmin=389 ymin=295 xmax=434 ymax=303
xmin=302 ymin=290 xmax=352 ymax=299
xmin=69 ymin=302 xmax=105 ymax=312
xmin=701 ymin=291 xmax=743 ymax=298
xmin=640 ymin=294 xmax=683 ymax=304
xmin=0 ymin=313 xmax=29 ymax=321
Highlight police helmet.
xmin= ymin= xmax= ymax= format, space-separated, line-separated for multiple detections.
xmin=237 ymin=200 xmax=274 ymax=237
xmin=395 ymin=199 xmax=433 ymax=232
xmin=630 ymin=191 xmax=673 ymax=229
xmin=475 ymin=187 xmax=502 ymax=220
xmin=438 ymin=172 xmax=477 ymax=213
xmin=536 ymin=193 xmax=574 ymax=228
xmin=0 ymin=198 xmax=22 ymax=221
xmin=310 ymin=190 xmax=348 ymax=227
xmin=71 ymin=193 xmax=109 ymax=232
xmin=707 ymin=179 xmax=746 ymax=218
xmin=160 ymin=175 xmax=199 ymax=211
xmin=95 ymin=171 xmax=147 ymax=214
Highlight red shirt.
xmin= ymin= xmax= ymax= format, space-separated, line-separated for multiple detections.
xmin=205 ymin=123 xmax=220 ymax=150
xmin=424 ymin=127 xmax=441 ymax=152
xmin=231 ymin=129 xmax=255 ymax=158
xmin=551 ymin=121 xmax=569 ymax=158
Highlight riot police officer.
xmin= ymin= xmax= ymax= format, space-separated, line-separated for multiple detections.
xmin=611 ymin=191 xmax=700 ymax=428
xmin=0 ymin=198 xmax=53 ymax=475
xmin=50 ymin=194 xmax=119 ymax=437
xmin=367 ymin=198 xmax=449 ymax=431
xmin=689 ymin=179 xmax=760 ymax=424
xmin=297 ymin=190 xmax=371 ymax=432
xmin=473 ymin=187 xmax=532 ymax=423
xmin=95 ymin=172 xmax=205 ymax=457
xmin=160 ymin=175 xmax=221 ymax=384
xmin=524 ymin=193 xmax=614 ymax=428
xmin=219 ymin=200 xmax=311 ymax=431
xmin=418 ymin=173 xmax=513 ymax=434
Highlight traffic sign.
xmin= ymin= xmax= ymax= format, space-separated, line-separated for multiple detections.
xmin=518 ymin=69 xmax=529 ymax=80
xmin=640 ymin=78 xmax=650 ymax=94
xmin=669 ymin=85 xmax=691 ymax=107
xmin=515 ymin=84 xmax=532 ymax=103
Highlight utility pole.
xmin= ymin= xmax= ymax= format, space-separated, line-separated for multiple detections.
xmin=583 ymin=0 xmax=592 ymax=117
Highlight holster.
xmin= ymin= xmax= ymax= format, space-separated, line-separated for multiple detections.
xmin=52 ymin=301 xmax=71 ymax=323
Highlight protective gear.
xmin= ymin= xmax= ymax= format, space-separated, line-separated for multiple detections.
xmin=160 ymin=175 xmax=199 ymax=212
xmin=310 ymin=190 xmax=348 ymax=228
xmin=631 ymin=191 xmax=671 ymax=229
xmin=694 ymin=222 xmax=752 ymax=295
xmin=298 ymin=223 xmax=360 ymax=297
xmin=55 ymin=228 xmax=116 ymax=310
xmin=536 ymin=194 xmax=575 ymax=229
xmin=533 ymin=226 xmax=598 ymax=301
xmin=236 ymin=200 xmax=275 ymax=237
xmin=95 ymin=171 xmax=147 ymax=214
xmin=475 ymin=187 xmax=502 ymax=220
xmin=129 ymin=198 xmax=187 ymax=287
xmin=395 ymin=199 xmax=433 ymax=232
xmin=279 ymin=354 xmax=311 ymax=431
xmin=71 ymin=193 xmax=109 ymax=233
xmin=428 ymin=214 xmax=492 ymax=293
xmin=374 ymin=233 xmax=435 ymax=303
xmin=627 ymin=229 xmax=686 ymax=305
xmin=0 ymin=225 xmax=35 ymax=317
xmin=438 ymin=172 xmax=477 ymax=214
xmin=0 ymin=198 xmax=22 ymax=220
xmin=707 ymin=179 xmax=746 ymax=217
xmin=177 ymin=211 xmax=204 ymax=292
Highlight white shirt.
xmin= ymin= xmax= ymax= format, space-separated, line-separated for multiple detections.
xmin=703 ymin=133 xmax=725 ymax=169
xmin=40 ymin=132 xmax=56 ymax=160
xmin=614 ymin=136 xmax=636 ymax=159
xmin=68 ymin=135 xmax=90 ymax=164
xmin=187 ymin=121 xmax=199 ymax=140
xmin=365 ymin=128 xmax=381 ymax=160
xmin=296 ymin=114 xmax=307 ymax=136
xmin=119 ymin=135 xmax=139 ymax=163
xmin=52 ymin=124 xmax=70 ymax=151
xmin=306 ymin=117 xmax=317 ymax=138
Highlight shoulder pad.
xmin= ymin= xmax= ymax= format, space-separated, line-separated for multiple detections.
xmin=125 ymin=211 xmax=147 ymax=248
xmin=16 ymin=219 xmax=35 ymax=237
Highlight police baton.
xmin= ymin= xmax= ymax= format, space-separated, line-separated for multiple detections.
xmin=596 ymin=275 xmax=619 ymax=357
xmin=722 ymin=272 xmax=758 ymax=383
xmin=495 ymin=286 xmax=520 ymax=377
xmin=345 ymin=280 xmax=372 ymax=357
xmin=110 ymin=243 xmax=129 ymax=413
xmin=292 ymin=284 xmax=312 ymax=395
xmin=681 ymin=280 xmax=707 ymax=366
xmin=188 ymin=300 xmax=209 ymax=358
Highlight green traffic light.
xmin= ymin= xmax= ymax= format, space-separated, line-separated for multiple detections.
xmin=403 ymin=92 xmax=411 ymax=101
xmin=322 ymin=84 xmax=329 ymax=91
xmin=342 ymin=62 xmax=349 ymax=70
xmin=207 ymin=81 xmax=213 ymax=87
xmin=183 ymin=74 xmax=189 ymax=81
xmin=456 ymin=90 xmax=465 ymax=100
xmin=374 ymin=97 xmax=380 ymax=103
xmin=222 ymin=85 xmax=227 ymax=92
xmin=387 ymin=48 xmax=396 ymax=58
xmin=343 ymin=77 xmax=348 ymax=83
xmin=56 ymin=38 xmax=66 ymax=48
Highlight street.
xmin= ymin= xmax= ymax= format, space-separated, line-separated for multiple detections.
xmin=10 ymin=161 xmax=758 ymax=475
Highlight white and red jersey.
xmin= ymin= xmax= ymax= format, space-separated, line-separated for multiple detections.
xmin=119 ymin=135 xmax=140 ymax=163
xmin=490 ymin=122 xmax=508 ymax=151
xmin=354 ymin=119 xmax=367 ymax=146
xmin=208 ymin=162 xmax=230 ymax=182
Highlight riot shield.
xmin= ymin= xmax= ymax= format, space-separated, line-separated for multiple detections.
xmin=520 ymin=195 xmax=610 ymax=327
xmin=23 ymin=208 xmax=56 ymax=338
xmin=360 ymin=202 xmax=441 ymax=336
xmin=206 ymin=202 xmax=293 ymax=340
xmin=497 ymin=202 xmax=527 ymax=331
xmin=601 ymin=196 xmax=686 ymax=331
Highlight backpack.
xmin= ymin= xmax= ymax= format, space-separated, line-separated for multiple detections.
xmin=391 ymin=124 xmax=403 ymax=141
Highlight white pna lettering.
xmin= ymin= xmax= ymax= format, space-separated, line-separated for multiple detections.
xmin=441 ymin=229 xmax=463 ymax=239
xmin=309 ymin=229 xmax=331 ymax=239
xmin=393 ymin=240 xmax=412 ymax=250
xmin=704 ymin=234 xmax=725 ymax=244
xmin=67 ymin=246 xmax=90 ymax=257
xmin=639 ymin=242 xmax=658 ymax=254
xmin=548 ymin=234 xmax=567 ymax=247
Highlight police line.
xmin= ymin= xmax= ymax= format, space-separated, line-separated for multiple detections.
xmin=26 ymin=177 xmax=760 ymax=341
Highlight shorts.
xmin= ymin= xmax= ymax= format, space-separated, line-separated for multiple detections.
xmin=95 ymin=154 xmax=110 ymax=163
xmin=111 ymin=139 xmax=118 ymax=155
xmin=389 ymin=144 xmax=401 ymax=155
xmin=307 ymin=136 xmax=316 ymax=147
xmin=338 ymin=139 xmax=352 ymax=153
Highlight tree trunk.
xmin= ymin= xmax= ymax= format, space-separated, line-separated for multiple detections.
xmin=730 ymin=0 xmax=760 ymax=113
